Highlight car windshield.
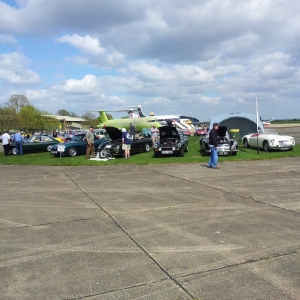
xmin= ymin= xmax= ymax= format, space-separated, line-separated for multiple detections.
xmin=71 ymin=135 xmax=85 ymax=141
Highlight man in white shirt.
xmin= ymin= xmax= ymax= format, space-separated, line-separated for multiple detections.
xmin=0 ymin=130 xmax=11 ymax=156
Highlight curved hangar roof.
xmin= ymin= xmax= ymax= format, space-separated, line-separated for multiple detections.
xmin=209 ymin=113 xmax=265 ymax=139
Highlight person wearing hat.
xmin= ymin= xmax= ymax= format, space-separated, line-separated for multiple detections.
xmin=122 ymin=128 xmax=131 ymax=158
xmin=207 ymin=122 xmax=220 ymax=169
xmin=85 ymin=126 xmax=95 ymax=159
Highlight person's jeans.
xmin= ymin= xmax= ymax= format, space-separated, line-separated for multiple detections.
xmin=208 ymin=145 xmax=218 ymax=167
xmin=16 ymin=141 xmax=23 ymax=155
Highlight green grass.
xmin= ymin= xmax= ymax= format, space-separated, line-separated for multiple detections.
xmin=0 ymin=137 xmax=299 ymax=166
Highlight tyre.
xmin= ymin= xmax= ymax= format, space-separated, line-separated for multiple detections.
xmin=144 ymin=143 xmax=151 ymax=152
xmin=68 ymin=147 xmax=77 ymax=157
xmin=154 ymin=151 xmax=159 ymax=158
xmin=99 ymin=148 xmax=109 ymax=158
xmin=185 ymin=145 xmax=189 ymax=152
xmin=243 ymin=139 xmax=249 ymax=148
xmin=179 ymin=146 xmax=184 ymax=157
xmin=263 ymin=141 xmax=270 ymax=152
xmin=46 ymin=145 xmax=53 ymax=152
xmin=11 ymin=147 xmax=17 ymax=155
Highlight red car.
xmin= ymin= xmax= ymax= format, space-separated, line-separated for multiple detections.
xmin=181 ymin=128 xmax=191 ymax=136
xmin=194 ymin=128 xmax=207 ymax=136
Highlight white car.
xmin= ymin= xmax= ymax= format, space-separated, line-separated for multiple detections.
xmin=242 ymin=133 xmax=295 ymax=151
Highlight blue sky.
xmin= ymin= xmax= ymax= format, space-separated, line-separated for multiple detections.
xmin=0 ymin=0 xmax=299 ymax=121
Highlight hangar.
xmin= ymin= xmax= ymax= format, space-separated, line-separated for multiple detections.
xmin=209 ymin=112 xmax=265 ymax=140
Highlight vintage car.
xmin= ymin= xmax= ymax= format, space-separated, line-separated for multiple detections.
xmin=200 ymin=126 xmax=239 ymax=156
xmin=10 ymin=135 xmax=60 ymax=155
xmin=194 ymin=128 xmax=207 ymax=136
xmin=153 ymin=126 xmax=188 ymax=157
xmin=181 ymin=128 xmax=191 ymax=136
xmin=242 ymin=133 xmax=295 ymax=151
xmin=97 ymin=126 xmax=153 ymax=158
xmin=50 ymin=134 xmax=108 ymax=157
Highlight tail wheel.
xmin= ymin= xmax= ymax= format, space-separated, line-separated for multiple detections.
xmin=11 ymin=147 xmax=17 ymax=155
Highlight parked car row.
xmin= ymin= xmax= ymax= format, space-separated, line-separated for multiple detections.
xmin=3 ymin=126 xmax=296 ymax=158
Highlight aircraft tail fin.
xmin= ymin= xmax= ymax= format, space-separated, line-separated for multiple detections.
xmin=100 ymin=110 xmax=108 ymax=122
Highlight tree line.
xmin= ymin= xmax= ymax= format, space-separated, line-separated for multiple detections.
xmin=0 ymin=94 xmax=111 ymax=133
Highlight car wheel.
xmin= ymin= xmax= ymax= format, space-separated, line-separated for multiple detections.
xmin=185 ymin=145 xmax=189 ymax=152
xmin=11 ymin=147 xmax=17 ymax=155
xmin=144 ymin=143 xmax=151 ymax=152
xmin=243 ymin=139 xmax=249 ymax=148
xmin=179 ymin=146 xmax=184 ymax=157
xmin=99 ymin=148 xmax=109 ymax=158
xmin=154 ymin=151 xmax=159 ymax=158
xmin=46 ymin=145 xmax=53 ymax=152
xmin=68 ymin=147 xmax=77 ymax=157
xmin=263 ymin=141 xmax=270 ymax=152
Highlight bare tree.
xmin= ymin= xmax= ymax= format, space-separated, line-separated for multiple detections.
xmin=6 ymin=94 xmax=29 ymax=114
xmin=81 ymin=112 xmax=98 ymax=128
xmin=57 ymin=109 xmax=71 ymax=116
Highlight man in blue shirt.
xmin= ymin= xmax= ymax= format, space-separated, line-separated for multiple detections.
xmin=12 ymin=131 xmax=24 ymax=155
xmin=121 ymin=128 xmax=131 ymax=158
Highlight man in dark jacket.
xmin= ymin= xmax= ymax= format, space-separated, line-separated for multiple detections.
xmin=207 ymin=123 xmax=220 ymax=169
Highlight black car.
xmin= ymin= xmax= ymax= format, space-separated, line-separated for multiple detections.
xmin=200 ymin=126 xmax=239 ymax=156
xmin=153 ymin=126 xmax=188 ymax=157
xmin=97 ymin=127 xmax=153 ymax=158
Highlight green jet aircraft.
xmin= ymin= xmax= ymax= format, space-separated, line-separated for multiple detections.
xmin=95 ymin=110 xmax=161 ymax=132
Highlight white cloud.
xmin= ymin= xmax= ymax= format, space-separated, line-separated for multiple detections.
xmin=0 ymin=52 xmax=41 ymax=85
xmin=56 ymin=34 xmax=106 ymax=56
xmin=56 ymin=34 xmax=125 ymax=68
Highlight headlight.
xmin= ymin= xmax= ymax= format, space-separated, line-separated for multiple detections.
xmin=177 ymin=143 xmax=181 ymax=147
xmin=172 ymin=147 xmax=176 ymax=150
xmin=116 ymin=145 xmax=120 ymax=150
xmin=271 ymin=139 xmax=275 ymax=144
xmin=158 ymin=147 xmax=162 ymax=151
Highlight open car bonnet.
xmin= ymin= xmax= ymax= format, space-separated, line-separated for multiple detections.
xmin=217 ymin=126 xmax=227 ymax=137
xmin=104 ymin=126 xmax=122 ymax=140
xmin=159 ymin=126 xmax=180 ymax=139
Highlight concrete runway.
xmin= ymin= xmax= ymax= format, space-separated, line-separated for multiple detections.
xmin=0 ymin=158 xmax=300 ymax=299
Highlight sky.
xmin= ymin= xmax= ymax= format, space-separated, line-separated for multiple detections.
xmin=0 ymin=0 xmax=299 ymax=122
